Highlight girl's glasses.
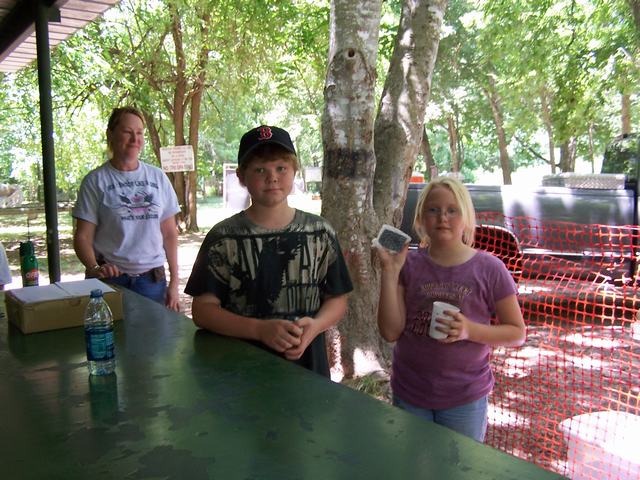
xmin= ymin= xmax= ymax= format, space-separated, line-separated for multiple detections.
xmin=424 ymin=207 xmax=461 ymax=218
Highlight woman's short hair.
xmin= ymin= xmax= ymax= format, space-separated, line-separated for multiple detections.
xmin=107 ymin=107 xmax=145 ymax=132
xmin=106 ymin=107 xmax=145 ymax=158
xmin=413 ymin=176 xmax=476 ymax=246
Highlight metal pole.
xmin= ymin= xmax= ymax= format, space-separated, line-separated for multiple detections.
xmin=35 ymin=0 xmax=60 ymax=283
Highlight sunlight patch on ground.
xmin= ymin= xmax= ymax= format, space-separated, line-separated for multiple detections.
xmin=565 ymin=353 xmax=606 ymax=370
xmin=493 ymin=345 xmax=558 ymax=378
xmin=353 ymin=347 xmax=384 ymax=376
xmin=496 ymin=357 xmax=532 ymax=379
xmin=563 ymin=330 xmax=625 ymax=349
xmin=488 ymin=404 xmax=530 ymax=428
xmin=518 ymin=283 xmax=554 ymax=294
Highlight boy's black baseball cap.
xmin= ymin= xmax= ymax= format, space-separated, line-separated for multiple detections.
xmin=237 ymin=125 xmax=297 ymax=166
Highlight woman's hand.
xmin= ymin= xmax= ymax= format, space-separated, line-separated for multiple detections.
xmin=86 ymin=263 xmax=121 ymax=279
xmin=165 ymin=281 xmax=180 ymax=312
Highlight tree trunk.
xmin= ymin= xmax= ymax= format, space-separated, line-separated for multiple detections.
xmin=629 ymin=0 xmax=640 ymax=37
xmin=588 ymin=123 xmax=595 ymax=174
xmin=484 ymin=75 xmax=512 ymax=184
xmin=184 ymin=91 xmax=202 ymax=232
xmin=421 ymin=127 xmax=436 ymax=180
xmin=322 ymin=0 xmax=382 ymax=379
xmin=169 ymin=6 xmax=188 ymax=230
xmin=323 ymin=0 xmax=447 ymax=378
xmin=622 ymin=93 xmax=632 ymax=135
xmin=160 ymin=5 xmax=211 ymax=233
xmin=144 ymin=111 xmax=162 ymax=161
xmin=181 ymin=10 xmax=212 ymax=233
xmin=540 ymin=87 xmax=556 ymax=173
xmin=559 ymin=137 xmax=577 ymax=172
xmin=373 ymin=0 xmax=448 ymax=225
xmin=447 ymin=114 xmax=460 ymax=173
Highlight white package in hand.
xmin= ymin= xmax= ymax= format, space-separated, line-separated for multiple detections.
xmin=373 ymin=224 xmax=412 ymax=253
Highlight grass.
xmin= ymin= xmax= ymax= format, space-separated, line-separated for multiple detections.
xmin=341 ymin=370 xmax=391 ymax=403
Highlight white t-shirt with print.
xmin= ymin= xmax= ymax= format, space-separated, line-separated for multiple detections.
xmin=72 ymin=161 xmax=180 ymax=274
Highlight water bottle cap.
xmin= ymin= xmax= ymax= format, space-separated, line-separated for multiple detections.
xmin=90 ymin=289 xmax=103 ymax=298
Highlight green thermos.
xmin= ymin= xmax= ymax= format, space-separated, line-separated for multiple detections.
xmin=19 ymin=241 xmax=39 ymax=287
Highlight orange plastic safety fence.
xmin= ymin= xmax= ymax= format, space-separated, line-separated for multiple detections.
xmin=474 ymin=213 xmax=639 ymax=480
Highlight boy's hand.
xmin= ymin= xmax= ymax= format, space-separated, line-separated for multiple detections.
xmin=258 ymin=319 xmax=303 ymax=352
xmin=284 ymin=316 xmax=317 ymax=360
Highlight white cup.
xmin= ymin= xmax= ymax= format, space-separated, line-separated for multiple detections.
xmin=429 ymin=301 xmax=460 ymax=339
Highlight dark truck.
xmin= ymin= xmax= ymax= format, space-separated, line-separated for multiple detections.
xmin=400 ymin=173 xmax=640 ymax=286
xmin=400 ymin=134 xmax=640 ymax=286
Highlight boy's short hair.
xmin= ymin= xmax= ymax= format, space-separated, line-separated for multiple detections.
xmin=413 ymin=175 xmax=476 ymax=246
xmin=237 ymin=125 xmax=298 ymax=171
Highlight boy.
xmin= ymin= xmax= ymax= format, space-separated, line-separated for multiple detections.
xmin=185 ymin=125 xmax=353 ymax=377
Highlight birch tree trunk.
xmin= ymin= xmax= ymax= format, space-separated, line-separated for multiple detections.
xmin=373 ymin=0 xmax=448 ymax=224
xmin=322 ymin=0 xmax=382 ymax=379
xmin=323 ymin=0 xmax=447 ymax=378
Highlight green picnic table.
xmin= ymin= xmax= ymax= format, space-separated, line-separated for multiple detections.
xmin=0 ymin=289 xmax=565 ymax=479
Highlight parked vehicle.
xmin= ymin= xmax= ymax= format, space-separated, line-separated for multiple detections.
xmin=400 ymin=135 xmax=640 ymax=281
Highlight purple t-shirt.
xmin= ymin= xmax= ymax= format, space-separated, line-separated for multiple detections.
xmin=392 ymin=249 xmax=518 ymax=410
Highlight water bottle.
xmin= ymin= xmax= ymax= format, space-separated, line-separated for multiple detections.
xmin=84 ymin=289 xmax=115 ymax=376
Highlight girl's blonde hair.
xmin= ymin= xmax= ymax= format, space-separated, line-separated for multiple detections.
xmin=413 ymin=176 xmax=476 ymax=246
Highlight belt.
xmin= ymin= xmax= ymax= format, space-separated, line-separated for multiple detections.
xmin=122 ymin=266 xmax=165 ymax=279
xmin=126 ymin=271 xmax=152 ymax=278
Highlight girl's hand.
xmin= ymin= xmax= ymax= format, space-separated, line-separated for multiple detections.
xmin=437 ymin=309 xmax=471 ymax=343
xmin=374 ymin=242 xmax=409 ymax=273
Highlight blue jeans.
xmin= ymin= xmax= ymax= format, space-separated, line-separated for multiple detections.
xmin=106 ymin=272 xmax=166 ymax=305
xmin=393 ymin=393 xmax=488 ymax=442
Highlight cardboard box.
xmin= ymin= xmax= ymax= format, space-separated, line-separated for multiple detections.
xmin=5 ymin=279 xmax=123 ymax=334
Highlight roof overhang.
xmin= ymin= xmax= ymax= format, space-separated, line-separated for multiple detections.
xmin=0 ymin=0 xmax=119 ymax=73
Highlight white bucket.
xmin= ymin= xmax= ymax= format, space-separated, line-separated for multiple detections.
xmin=559 ymin=411 xmax=640 ymax=480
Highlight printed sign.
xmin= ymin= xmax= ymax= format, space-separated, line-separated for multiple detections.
xmin=160 ymin=145 xmax=195 ymax=172
xmin=304 ymin=166 xmax=322 ymax=183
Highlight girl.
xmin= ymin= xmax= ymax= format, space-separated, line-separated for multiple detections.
xmin=376 ymin=176 xmax=525 ymax=442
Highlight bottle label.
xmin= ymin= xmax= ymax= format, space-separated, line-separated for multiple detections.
xmin=24 ymin=269 xmax=39 ymax=287
xmin=85 ymin=326 xmax=115 ymax=361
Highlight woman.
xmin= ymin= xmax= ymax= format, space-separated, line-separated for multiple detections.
xmin=73 ymin=107 xmax=181 ymax=311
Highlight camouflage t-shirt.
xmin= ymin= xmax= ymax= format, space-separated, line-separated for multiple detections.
xmin=185 ymin=209 xmax=353 ymax=375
